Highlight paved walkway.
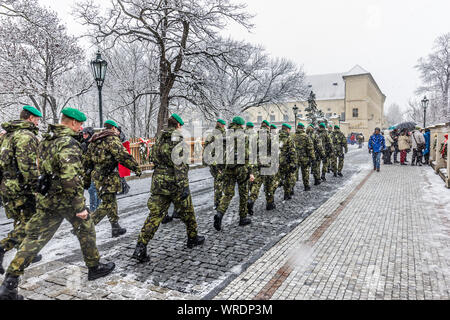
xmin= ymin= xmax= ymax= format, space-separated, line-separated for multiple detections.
xmin=215 ymin=164 xmax=450 ymax=300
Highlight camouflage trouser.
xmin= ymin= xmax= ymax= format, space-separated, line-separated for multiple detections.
xmin=217 ymin=166 xmax=250 ymax=218
xmin=138 ymin=192 xmax=198 ymax=245
xmin=91 ymin=193 xmax=118 ymax=225
xmin=0 ymin=195 xmax=36 ymax=252
xmin=337 ymin=154 xmax=345 ymax=173
xmin=280 ymin=169 xmax=296 ymax=195
xmin=210 ymin=166 xmax=224 ymax=206
xmin=321 ymin=157 xmax=328 ymax=178
xmin=249 ymin=170 xmax=277 ymax=204
xmin=299 ymin=164 xmax=311 ymax=188
xmin=329 ymin=155 xmax=338 ymax=174
xmin=7 ymin=205 xmax=100 ymax=276
xmin=311 ymin=159 xmax=321 ymax=181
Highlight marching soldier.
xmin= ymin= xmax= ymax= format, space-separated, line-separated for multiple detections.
xmin=294 ymin=123 xmax=315 ymax=191
xmin=0 ymin=106 xmax=43 ymax=275
xmin=248 ymin=120 xmax=277 ymax=213
xmin=270 ymin=124 xmax=282 ymax=192
xmin=331 ymin=125 xmax=348 ymax=177
xmin=0 ymin=108 xmax=115 ymax=300
xmin=278 ymin=124 xmax=297 ymax=199
xmin=214 ymin=117 xmax=255 ymax=231
xmin=84 ymin=120 xmax=142 ymax=238
xmin=327 ymin=124 xmax=336 ymax=175
xmin=306 ymin=124 xmax=325 ymax=186
xmin=318 ymin=123 xmax=333 ymax=181
xmin=203 ymin=119 xmax=226 ymax=210
xmin=132 ymin=114 xmax=205 ymax=263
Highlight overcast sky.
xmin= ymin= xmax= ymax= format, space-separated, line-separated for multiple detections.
xmin=40 ymin=0 xmax=450 ymax=112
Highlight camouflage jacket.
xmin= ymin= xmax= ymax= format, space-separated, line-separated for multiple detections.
xmin=307 ymin=128 xmax=325 ymax=160
xmin=203 ymin=124 xmax=226 ymax=169
xmin=254 ymin=126 xmax=272 ymax=170
xmin=318 ymin=128 xmax=333 ymax=157
xmin=84 ymin=129 xmax=140 ymax=195
xmin=0 ymin=120 xmax=39 ymax=199
xmin=223 ymin=123 xmax=253 ymax=175
xmin=150 ymin=128 xmax=190 ymax=195
xmin=38 ymin=125 xmax=85 ymax=212
xmin=278 ymin=130 xmax=298 ymax=172
xmin=294 ymin=130 xmax=315 ymax=166
xmin=331 ymin=130 xmax=348 ymax=156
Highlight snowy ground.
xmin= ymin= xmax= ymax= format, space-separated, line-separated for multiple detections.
xmin=3 ymin=144 xmax=447 ymax=300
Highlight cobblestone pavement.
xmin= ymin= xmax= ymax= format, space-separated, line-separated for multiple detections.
xmin=4 ymin=146 xmax=447 ymax=300
xmin=215 ymin=163 xmax=450 ymax=300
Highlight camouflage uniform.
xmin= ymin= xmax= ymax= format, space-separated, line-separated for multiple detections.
xmin=203 ymin=124 xmax=226 ymax=208
xmin=249 ymin=126 xmax=277 ymax=206
xmin=328 ymin=128 xmax=338 ymax=175
xmin=318 ymin=126 xmax=333 ymax=180
xmin=331 ymin=128 xmax=348 ymax=174
xmin=217 ymin=123 xmax=253 ymax=218
xmin=84 ymin=129 xmax=141 ymax=227
xmin=294 ymin=128 xmax=315 ymax=189
xmin=278 ymin=129 xmax=298 ymax=197
xmin=0 ymin=121 xmax=39 ymax=254
xmin=306 ymin=127 xmax=325 ymax=184
xmin=6 ymin=125 xmax=100 ymax=276
xmin=137 ymin=128 xmax=199 ymax=245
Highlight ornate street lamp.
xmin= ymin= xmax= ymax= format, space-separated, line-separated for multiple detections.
xmin=293 ymin=104 xmax=299 ymax=133
xmin=91 ymin=50 xmax=108 ymax=127
xmin=421 ymin=96 xmax=429 ymax=129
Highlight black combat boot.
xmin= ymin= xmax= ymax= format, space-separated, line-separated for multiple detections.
xmin=87 ymin=262 xmax=116 ymax=281
xmin=239 ymin=217 xmax=252 ymax=227
xmin=321 ymin=175 xmax=326 ymax=182
xmin=131 ymin=242 xmax=150 ymax=263
xmin=304 ymin=186 xmax=311 ymax=192
xmin=338 ymin=172 xmax=343 ymax=177
xmin=111 ymin=222 xmax=127 ymax=238
xmin=214 ymin=212 xmax=224 ymax=231
xmin=247 ymin=200 xmax=254 ymax=216
xmin=0 ymin=247 xmax=5 ymax=275
xmin=161 ymin=214 xmax=173 ymax=224
xmin=333 ymin=172 xmax=338 ymax=177
xmin=291 ymin=190 xmax=295 ymax=196
xmin=314 ymin=179 xmax=321 ymax=186
xmin=266 ymin=202 xmax=276 ymax=211
xmin=31 ymin=254 xmax=42 ymax=264
xmin=0 ymin=274 xmax=23 ymax=300
xmin=187 ymin=235 xmax=205 ymax=249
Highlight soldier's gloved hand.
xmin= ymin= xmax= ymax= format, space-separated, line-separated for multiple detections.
xmin=180 ymin=187 xmax=190 ymax=201
xmin=76 ymin=209 xmax=89 ymax=220
xmin=249 ymin=174 xmax=255 ymax=183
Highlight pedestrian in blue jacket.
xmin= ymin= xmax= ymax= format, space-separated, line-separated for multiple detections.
xmin=368 ymin=127 xmax=386 ymax=172
xmin=423 ymin=129 xmax=431 ymax=165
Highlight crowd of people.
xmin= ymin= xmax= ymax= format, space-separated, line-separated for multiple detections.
xmin=368 ymin=126 xmax=432 ymax=171
xmin=0 ymin=105 xmax=352 ymax=300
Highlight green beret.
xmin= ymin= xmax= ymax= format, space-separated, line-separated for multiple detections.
xmin=246 ymin=122 xmax=254 ymax=128
xmin=319 ymin=123 xmax=326 ymax=128
xmin=217 ymin=119 xmax=226 ymax=126
xmin=232 ymin=116 xmax=245 ymax=126
xmin=61 ymin=108 xmax=87 ymax=122
xmin=262 ymin=120 xmax=270 ymax=127
xmin=282 ymin=123 xmax=292 ymax=129
xmin=334 ymin=125 xmax=340 ymax=129
xmin=23 ymin=105 xmax=42 ymax=118
xmin=104 ymin=120 xmax=119 ymax=128
xmin=270 ymin=124 xmax=278 ymax=129
xmin=171 ymin=113 xmax=184 ymax=126
xmin=297 ymin=122 xmax=305 ymax=128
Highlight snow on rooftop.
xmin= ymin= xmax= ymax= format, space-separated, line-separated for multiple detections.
xmin=344 ymin=64 xmax=370 ymax=77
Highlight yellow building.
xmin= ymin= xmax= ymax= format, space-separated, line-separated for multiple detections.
xmin=245 ymin=65 xmax=386 ymax=138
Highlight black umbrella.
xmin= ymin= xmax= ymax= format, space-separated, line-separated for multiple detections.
xmin=394 ymin=121 xmax=417 ymax=131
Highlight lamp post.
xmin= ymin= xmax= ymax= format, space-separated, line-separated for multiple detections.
xmin=293 ymin=104 xmax=299 ymax=133
xmin=91 ymin=50 xmax=108 ymax=128
xmin=421 ymin=96 xmax=429 ymax=129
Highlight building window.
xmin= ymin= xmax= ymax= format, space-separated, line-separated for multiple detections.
xmin=257 ymin=116 xmax=262 ymax=123
xmin=270 ymin=115 xmax=276 ymax=122
xmin=352 ymin=108 xmax=359 ymax=118
xmin=341 ymin=112 xmax=346 ymax=121
xmin=283 ymin=114 xmax=289 ymax=122
xmin=328 ymin=108 xmax=331 ymax=111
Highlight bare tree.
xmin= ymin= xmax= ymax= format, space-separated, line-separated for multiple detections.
xmin=0 ymin=0 xmax=91 ymax=123
xmin=74 ymin=0 xmax=254 ymax=133
xmin=415 ymin=32 xmax=450 ymax=120
xmin=384 ymin=103 xmax=404 ymax=126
